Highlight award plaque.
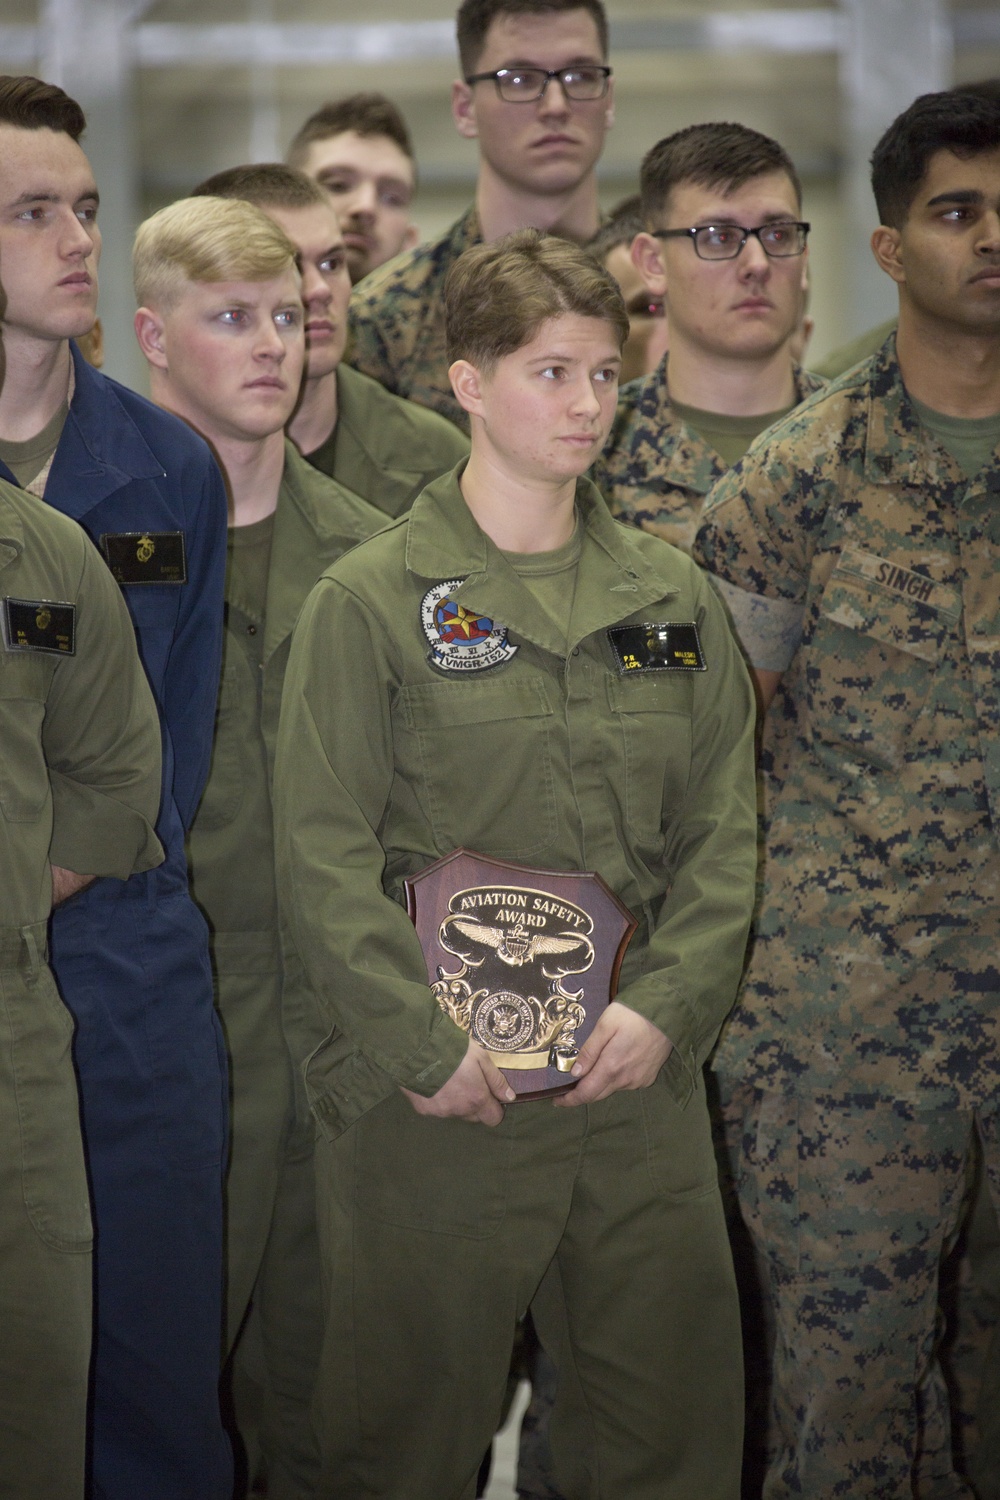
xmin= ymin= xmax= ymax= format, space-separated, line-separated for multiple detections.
xmin=404 ymin=849 xmax=637 ymax=1100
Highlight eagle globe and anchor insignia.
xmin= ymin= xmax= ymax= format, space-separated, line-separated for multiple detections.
xmin=405 ymin=850 xmax=637 ymax=1099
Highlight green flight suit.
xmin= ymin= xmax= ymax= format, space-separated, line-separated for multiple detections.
xmin=273 ymin=465 xmax=758 ymax=1500
xmin=304 ymin=364 xmax=469 ymax=518
xmin=186 ymin=441 xmax=385 ymax=1498
xmin=0 ymin=478 xmax=162 ymax=1499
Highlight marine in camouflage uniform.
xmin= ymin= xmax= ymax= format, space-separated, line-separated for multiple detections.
xmin=694 ymin=333 xmax=1000 ymax=1499
xmin=591 ymin=359 xmax=824 ymax=555
xmin=346 ymin=207 xmax=480 ymax=434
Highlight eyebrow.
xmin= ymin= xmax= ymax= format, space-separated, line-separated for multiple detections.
xmin=925 ymin=189 xmax=984 ymax=207
xmin=498 ymin=54 xmax=604 ymax=68
xmin=7 ymin=186 xmax=100 ymax=208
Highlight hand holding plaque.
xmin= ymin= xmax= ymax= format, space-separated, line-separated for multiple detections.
xmin=405 ymin=850 xmax=637 ymax=1100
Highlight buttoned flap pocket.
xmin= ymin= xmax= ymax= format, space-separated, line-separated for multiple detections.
xmin=607 ymin=671 xmax=693 ymax=846
xmin=0 ymin=653 xmax=54 ymax=821
xmin=804 ymin=548 xmax=961 ymax=772
xmin=401 ymin=673 xmax=557 ymax=859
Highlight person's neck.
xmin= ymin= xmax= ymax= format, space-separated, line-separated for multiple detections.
xmin=0 ymin=332 xmax=73 ymax=442
xmin=460 ymin=444 xmax=577 ymax=553
xmin=475 ymin=163 xmax=601 ymax=245
xmin=665 ymin=334 xmax=797 ymax=416
xmin=895 ymin=298 xmax=1000 ymax=418
xmin=286 ymin=366 xmax=339 ymax=457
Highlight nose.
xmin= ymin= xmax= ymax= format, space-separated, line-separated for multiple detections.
xmin=571 ymin=372 xmax=602 ymax=419
xmin=738 ymin=232 xmax=772 ymax=278
xmin=61 ymin=208 xmax=95 ymax=259
xmin=537 ymin=75 xmax=571 ymax=115
xmin=976 ymin=209 xmax=1000 ymax=253
xmin=348 ymin=180 xmax=377 ymax=221
xmin=255 ymin=320 xmax=288 ymax=361
xmin=302 ymin=263 xmax=331 ymax=308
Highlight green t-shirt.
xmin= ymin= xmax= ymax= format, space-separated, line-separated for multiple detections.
xmin=671 ymin=398 xmax=797 ymax=469
xmin=501 ymin=521 xmax=582 ymax=656
xmin=227 ymin=510 xmax=275 ymax=669
xmin=0 ymin=400 xmax=69 ymax=488
xmin=910 ymin=395 xmax=1000 ymax=481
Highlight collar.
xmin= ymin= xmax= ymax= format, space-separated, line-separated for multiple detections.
xmin=406 ymin=464 xmax=676 ymax=655
xmin=263 ymin=440 xmax=377 ymax=663
xmin=0 ymin=478 xmax=26 ymax=574
xmin=861 ymin=331 xmax=983 ymax=489
xmin=35 ymin=343 xmax=165 ymax=517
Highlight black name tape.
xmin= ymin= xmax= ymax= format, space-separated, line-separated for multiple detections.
xmin=608 ymin=621 xmax=706 ymax=674
xmin=2 ymin=596 xmax=76 ymax=656
xmin=101 ymin=531 xmax=187 ymax=585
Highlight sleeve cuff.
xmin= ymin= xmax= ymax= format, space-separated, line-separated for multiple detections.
xmin=48 ymin=773 xmax=164 ymax=880
xmin=710 ymin=575 xmax=805 ymax=671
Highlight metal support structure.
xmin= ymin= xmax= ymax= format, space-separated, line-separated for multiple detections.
xmin=838 ymin=0 xmax=953 ymax=340
xmin=39 ymin=0 xmax=151 ymax=389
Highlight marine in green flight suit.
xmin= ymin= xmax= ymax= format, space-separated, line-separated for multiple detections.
xmin=274 ymin=231 xmax=758 ymax=1500
xmin=303 ymin=362 xmax=469 ymax=518
xmin=0 ymin=477 xmax=163 ymax=1500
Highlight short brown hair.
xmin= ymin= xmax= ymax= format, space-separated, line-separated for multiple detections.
xmin=192 ymin=163 xmax=327 ymax=212
xmin=585 ymin=195 xmax=643 ymax=263
xmin=457 ymin=0 xmax=608 ymax=74
xmin=446 ymin=228 xmax=627 ymax=371
xmin=134 ymin=197 xmax=298 ymax=310
xmin=457 ymin=0 xmax=609 ymax=74
xmin=0 ymin=75 xmax=86 ymax=140
xmin=640 ymin=122 xmax=801 ymax=225
xmin=286 ymin=93 xmax=413 ymax=168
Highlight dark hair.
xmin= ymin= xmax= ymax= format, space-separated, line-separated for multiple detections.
xmin=286 ymin=93 xmax=413 ymax=168
xmin=0 ymin=75 xmax=86 ymax=140
xmin=446 ymin=227 xmax=627 ymax=370
xmin=640 ymin=122 xmax=801 ymax=225
xmin=585 ymin=195 xmax=643 ymax=262
xmin=192 ymin=163 xmax=327 ymax=211
xmin=871 ymin=86 xmax=1000 ymax=227
xmin=456 ymin=0 xmax=608 ymax=75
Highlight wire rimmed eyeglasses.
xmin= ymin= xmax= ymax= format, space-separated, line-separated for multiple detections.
xmin=464 ymin=65 xmax=612 ymax=103
xmin=652 ymin=222 xmax=811 ymax=260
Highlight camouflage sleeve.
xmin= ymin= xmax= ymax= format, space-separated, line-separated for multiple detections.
xmin=346 ymin=291 xmax=399 ymax=394
xmin=694 ymin=445 xmax=819 ymax=669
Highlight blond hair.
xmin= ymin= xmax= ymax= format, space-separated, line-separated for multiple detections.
xmin=445 ymin=228 xmax=628 ymax=372
xmin=133 ymin=196 xmax=298 ymax=309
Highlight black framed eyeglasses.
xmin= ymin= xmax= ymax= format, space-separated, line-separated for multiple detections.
xmin=464 ymin=65 xmax=612 ymax=103
xmin=652 ymin=221 xmax=810 ymax=261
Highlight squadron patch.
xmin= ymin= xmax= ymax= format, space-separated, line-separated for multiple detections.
xmin=420 ymin=579 xmax=518 ymax=673
xmin=100 ymin=531 xmax=187 ymax=585
xmin=2 ymin=596 xmax=76 ymax=655
xmin=608 ymin=622 xmax=706 ymax=674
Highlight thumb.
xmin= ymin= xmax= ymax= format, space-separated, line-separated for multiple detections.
xmin=570 ymin=1015 xmax=611 ymax=1078
xmin=479 ymin=1052 xmax=517 ymax=1103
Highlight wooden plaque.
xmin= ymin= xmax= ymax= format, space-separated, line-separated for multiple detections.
xmin=405 ymin=849 xmax=637 ymax=1100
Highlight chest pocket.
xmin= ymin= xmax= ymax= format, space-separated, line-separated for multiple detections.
xmin=804 ymin=553 xmax=961 ymax=772
xmin=607 ymin=671 xmax=694 ymax=847
xmin=0 ymin=653 xmax=55 ymax=821
xmin=401 ymin=673 xmax=557 ymax=860
xmin=120 ymin=585 xmax=181 ymax=692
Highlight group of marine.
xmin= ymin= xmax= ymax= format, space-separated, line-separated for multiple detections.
xmin=1 ymin=0 xmax=998 ymax=1498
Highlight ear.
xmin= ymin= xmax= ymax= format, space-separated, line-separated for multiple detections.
xmin=133 ymin=306 xmax=168 ymax=368
xmin=871 ymin=225 xmax=905 ymax=285
xmin=452 ymin=79 xmax=478 ymax=140
xmin=402 ymin=223 xmax=421 ymax=253
xmin=631 ymin=232 xmax=667 ymax=299
xmin=449 ymin=358 xmax=486 ymax=419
